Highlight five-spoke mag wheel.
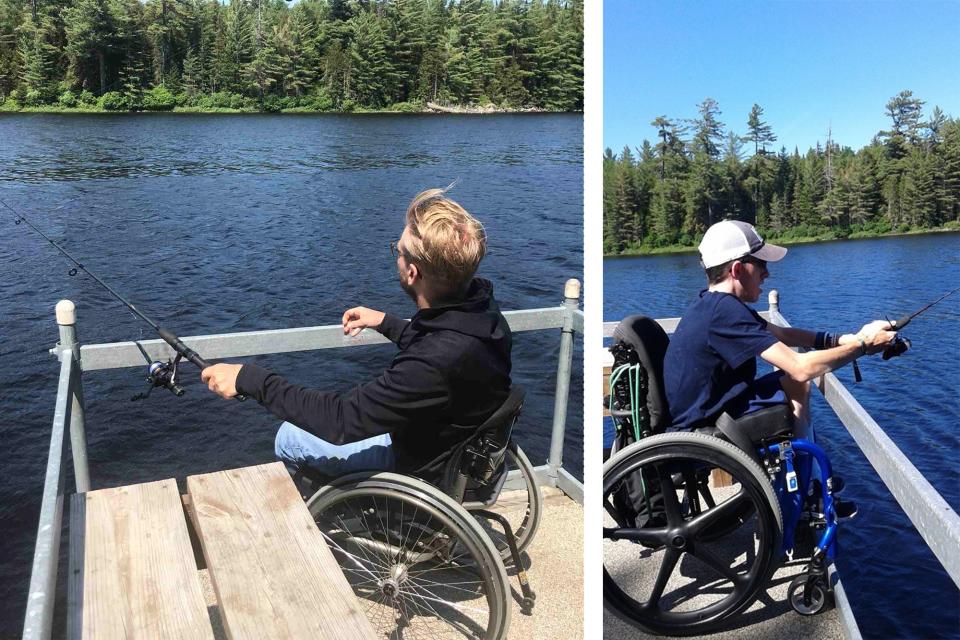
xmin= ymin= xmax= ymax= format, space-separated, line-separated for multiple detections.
xmin=603 ymin=433 xmax=783 ymax=636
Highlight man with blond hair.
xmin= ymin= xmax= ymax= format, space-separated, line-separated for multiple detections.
xmin=202 ymin=188 xmax=512 ymax=479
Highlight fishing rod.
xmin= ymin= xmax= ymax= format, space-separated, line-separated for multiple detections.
xmin=3 ymin=197 xmax=243 ymax=401
xmin=880 ymin=286 xmax=960 ymax=361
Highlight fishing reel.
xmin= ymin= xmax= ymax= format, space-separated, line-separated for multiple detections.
xmin=132 ymin=354 xmax=186 ymax=400
xmin=882 ymin=334 xmax=911 ymax=360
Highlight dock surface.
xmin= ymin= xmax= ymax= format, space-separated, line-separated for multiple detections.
xmin=604 ymin=555 xmax=844 ymax=639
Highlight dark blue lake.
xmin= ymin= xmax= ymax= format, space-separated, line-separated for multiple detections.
xmin=0 ymin=113 xmax=583 ymax=636
xmin=605 ymin=234 xmax=960 ymax=639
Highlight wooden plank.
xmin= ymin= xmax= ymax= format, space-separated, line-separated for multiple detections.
xmin=68 ymin=493 xmax=85 ymax=640
xmin=187 ymin=462 xmax=376 ymax=640
xmin=181 ymin=494 xmax=207 ymax=570
xmin=74 ymin=479 xmax=214 ymax=639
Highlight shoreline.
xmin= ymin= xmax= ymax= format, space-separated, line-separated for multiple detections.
xmin=604 ymin=226 xmax=960 ymax=259
xmin=0 ymin=105 xmax=580 ymax=116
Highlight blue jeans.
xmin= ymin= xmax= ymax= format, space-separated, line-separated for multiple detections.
xmin=274 ymin=422 xmax=395 ymax=477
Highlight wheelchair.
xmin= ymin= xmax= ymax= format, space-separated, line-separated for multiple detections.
xmin=304 ymin=386 xmax=542 ymax=640
xmin=603 ymin=316 xmax=847 ymax=636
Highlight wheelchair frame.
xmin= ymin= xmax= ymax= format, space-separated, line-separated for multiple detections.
xmin=603 ymin=314 xmax=846 ymax=635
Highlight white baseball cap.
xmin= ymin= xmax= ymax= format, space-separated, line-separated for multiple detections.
xmin=698 ymin=220 xmax=787 ymax=269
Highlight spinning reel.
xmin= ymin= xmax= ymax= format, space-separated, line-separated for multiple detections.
xmin=882 ymin=333 xmax=911 ymax=360
xmin=132 ymin=352 xmax=186 ymax=401
xmin=143 ymin=356 xmax=185 ymax=399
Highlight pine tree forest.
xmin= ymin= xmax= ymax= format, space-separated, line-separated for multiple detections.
xmin=604 ymin=92 xmax=960 ymax=255
xmin=0 ymin=0 xmax=583 ymax=113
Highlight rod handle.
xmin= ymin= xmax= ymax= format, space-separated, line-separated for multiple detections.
xmin=158 ymin=328 xmax=247 ymax=402
xmin=890 ymin=314 xmax=911 ymax=330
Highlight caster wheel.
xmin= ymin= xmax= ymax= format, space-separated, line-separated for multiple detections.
xmin=789 ymin=574 xmax=828 ymax=616
xmin=521 ymin=596 xmax=535 ymax=611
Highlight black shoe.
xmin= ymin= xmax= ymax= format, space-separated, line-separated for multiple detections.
xmin=828 ymin=476 xmax=845 ymax=495
xmin=833 ymin=498 xmax=858 ymax=521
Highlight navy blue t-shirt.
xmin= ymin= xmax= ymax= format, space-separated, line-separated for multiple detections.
xmin=664 ymin=290 xmax=779 ymax=431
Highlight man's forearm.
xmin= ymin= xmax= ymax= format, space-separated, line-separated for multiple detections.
xmin=770 ymin=324 xmax=858 ymax=350
xmin=794 ymin=340 xmax=866 ymax=380
xmin=762 ymin=338 xmax=867 ymax=382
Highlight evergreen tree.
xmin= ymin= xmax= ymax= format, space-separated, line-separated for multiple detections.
xmin=63 ymin=0 xmax=118 ymax=94
xmin=181 ymin=44 xmax=200 ymax=95
xmin=746 ymin=103 xmax=776 ymax=154
xmin=881 ymin=89 xmax=926 ymax=158
xmin=0 ymin=0 xmax=583 ymax=110
xmin=348 ymin=11 xmax=391 ymax=107
xmin=16 ymin=7 xmax=58 ymax=101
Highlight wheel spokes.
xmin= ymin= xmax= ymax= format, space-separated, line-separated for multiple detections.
xmin=687 ymin=489 xmax=750 ymax=536
xmin=316 ymin=489 xmax=498 ymax=639
xmin=643 ymin=546 xmax=681 ymax=610
xmin=603 ymin=525 xmax=670 ymax=546
xmin=657 ymin=466 xmax=684 ymax=527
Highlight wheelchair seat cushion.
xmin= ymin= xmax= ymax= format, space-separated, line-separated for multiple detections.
xmin=713 ymin=404 xmax=793 ymax=463
xmin=730 ymin=404 xmax=794 ymax=443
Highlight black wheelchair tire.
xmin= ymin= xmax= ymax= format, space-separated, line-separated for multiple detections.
xmin=603 ymin=432 xmax=783 ymax=637
xmin=307 ymin=472 xmax=511 ymax=640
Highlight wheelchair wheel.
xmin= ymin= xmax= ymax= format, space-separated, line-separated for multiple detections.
xmin=307 ymin=472 xmax=511 ymax=640
xmin=788 ymin=574 xmax=829 ymax=616
xmin=603 ymin=432 xmax=783 ymax=637
xmin=468 ymin=443 xmax=543 ymax=562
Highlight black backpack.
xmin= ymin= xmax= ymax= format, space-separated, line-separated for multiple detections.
xmin=607 ymin=315 xmax=672 ymax=530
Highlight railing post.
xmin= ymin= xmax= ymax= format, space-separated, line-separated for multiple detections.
xmin=768 ymin=289 xmax=779 ymax=316
xmin=547 ymin=278 xmax=580 ymax=483
xmin=56 ymin=300 xmax=90 ymax=494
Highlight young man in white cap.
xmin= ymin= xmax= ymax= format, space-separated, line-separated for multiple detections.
xmin=664 ymin=220 xmax=896 ymax=438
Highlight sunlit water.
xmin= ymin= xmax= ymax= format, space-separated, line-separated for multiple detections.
xmin=0 ymin=113 xmax=583 ymax=636
xmin=605 ymin=234 xmax=960 ymax=639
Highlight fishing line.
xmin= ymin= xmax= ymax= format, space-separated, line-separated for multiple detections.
xmin=3 ymin=196 xmax=244 ymax=401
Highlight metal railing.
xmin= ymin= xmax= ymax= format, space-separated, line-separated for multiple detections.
xmin=603 ymin=289 xmax=960 ymax=639
xmin=23 ymin=280 xmax=584 ymax=640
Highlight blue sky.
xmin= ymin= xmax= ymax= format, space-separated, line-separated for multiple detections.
xmin=604 ymin=0 xmax=960 ymax=156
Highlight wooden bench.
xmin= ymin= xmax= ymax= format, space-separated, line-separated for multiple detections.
xmin=70 ymin=462 xmax=376 ymax=639
xmin=187 ymin=463 xmax=376 ymax=639
xmin=69 ymin=478 xmax=214 ymax=639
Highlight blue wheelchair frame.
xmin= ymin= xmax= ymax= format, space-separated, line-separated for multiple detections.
xmin=759 ymin=438 xmax=839 ymax=561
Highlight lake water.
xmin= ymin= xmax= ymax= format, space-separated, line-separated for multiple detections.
xmin=605 ymin=234 xmax=960 ymax=639
xmin=0 ymin=113 xmax=583 ymax=636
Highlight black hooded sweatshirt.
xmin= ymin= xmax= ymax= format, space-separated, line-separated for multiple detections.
xmin=235 ymin=278 xmax=512 ymax=476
